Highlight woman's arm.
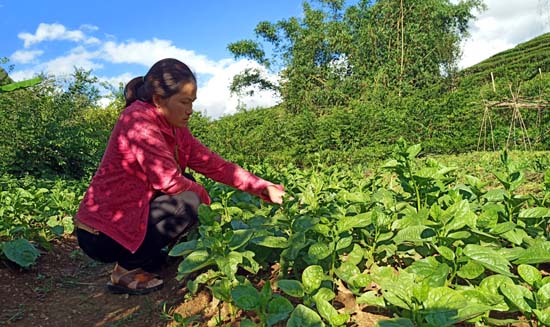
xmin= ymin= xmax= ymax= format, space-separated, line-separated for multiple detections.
xmin=186 ymin=134 xmax=284 ymax=203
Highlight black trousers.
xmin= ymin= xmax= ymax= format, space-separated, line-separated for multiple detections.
xmin=76 ymin=176 xmax=200 ymax=271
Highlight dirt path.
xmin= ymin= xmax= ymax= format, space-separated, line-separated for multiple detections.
xmin=0 ymin=236 xmax=206 ymax=327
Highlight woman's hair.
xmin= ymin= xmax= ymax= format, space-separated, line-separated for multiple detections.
xmin=124 ymin=58 xmax=196 ymax=107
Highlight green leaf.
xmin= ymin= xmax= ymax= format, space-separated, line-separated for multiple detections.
xmin=267 ymin=296 xmax=294 ymax=326
xmin=2 ymin=239 xmax=40 ymax=268
xmin=480 ymin=275 xmax=515 ymax=295
xmin=372 ymin=267 xmax=414 ymax=310
xmin=501 ymin=228 xmax=528 ymax=246
xmin=292 ymin=216 xmax=320 ymax=232
xmin=241 ymin=250 xmax=260 ymax=274
xmin=189 ymin=270 xmax=222 ymax=294
xmin=349 ymin=273 xmax=372 ymax=289
xmin=178 ymin=250 xmax=214 ymax=275
xmin=499 ymin=283 xmax=532 ymax=313
xmin=517 ymin=264 xmax=542 ymax=286
xmin=441 ymin=200 xmax=474 ymax=232
xmin=287 ymin=304 xmax=325 ymax=327
xmin=169 ymin=239 xmax=198 ymax=257
xmin=345 ymin=244 xmax=365 ymax=265
xmin=336 ymin=236 xmax=353 ymax=251
xmin=393 ymin=225 xmax=435 ymax=244
xmin=514 ymin=241 xmax=550 ymax=264
xmin=457 ymin=260 xmax=485 ymax=280
xmin=309 ymin=242 xmax=332 ymax=260
xmin=537 ymin=283 xmax=550 ymax=308
xmin=423 ymin=287 xmax=468 ymax=311
xmin=423 ymin=287 xmax=471 ymax=326
xmin=356 ymin=291 xmax=385 ymax=307
xmin=375 ymin=318 xmax=414 ymax=327
xmin=406 ymin=257 xmax=449 ymax=287
xmin=447 ymin=231 xmax=471 ymax=240
xmin=436 ymin=245 xmax=455 ymax=261
xmin=50 ymin=225 xmax=64 ymax=236
xmin=336 ymin=213 xmax=371 ymax=233
xmin=228 ymin=229 xmax=254 ymax=250
xmin=240 ymin=319 xmax=256 ymax=327
xmin=260 ymin=280 xmax=273 ymax=308
xmin=313 ymin=287 xmax=336 ymax=302
xmin=216 ymin=251 xmax=242 ymax=279
xmin=316 ymin=299 xmax=350 ymax=326
xmin=251 ymin=236 xmax=289 ymax=248
xmin=0 ymin=77 xmax=42 ymax=92
xmin=463 ymin=244 xmax=513 ymax=277
xmin=334 ymin=262 xmax=360 ymax=284
xmin=303 ymin=265 xmax=326 ymax=294
xmin=209 ymin=277 xmax=232 ymax=302
xmin=483 ymin=189 xmax=506 ymax=202
xmin=461 ymin=289 xmax=507 ymax=309
xmin=519 ymin=207 xmax=550 ymax=219
xmin=534 ymin=308 xmax=550 ymax=326
xmin=407 ymin=144 xmax=422 ymax=159
xmin=277 ymin=279 xmax=305 ymax=298
xmin=231 ymin=284 xmax=260 ymax=310
xmin=490 ymin=222 xmax=516 ymax=235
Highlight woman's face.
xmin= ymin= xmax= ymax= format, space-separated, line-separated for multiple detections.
xmin=155 ymin=81 xmax=197 ymax=128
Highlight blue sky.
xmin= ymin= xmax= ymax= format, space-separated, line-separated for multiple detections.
xmin=1 ymin=0 xmax=549 ymax=118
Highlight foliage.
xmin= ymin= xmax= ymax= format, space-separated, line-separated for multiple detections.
xmin=165 ymin=144 xmax=550 ymax=326
xmin=228 ymin=0 xmax=484 ymax=113
xmin=0 ymin=173 xmax=86 ymax=267
xmin=0 ymin=68 xmax=120 ymax=178
xmin=1 ymin=239 xmax=40 ymax=268
xmin=0 ymin=77 xmax=43 ymax=92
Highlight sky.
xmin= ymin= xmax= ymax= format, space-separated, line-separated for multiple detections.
xmin=1 ymin=0 xmax=549 ymax=118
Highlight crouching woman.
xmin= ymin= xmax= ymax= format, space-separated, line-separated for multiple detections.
xmin=74 ymin=58 xmax=285 ymax=295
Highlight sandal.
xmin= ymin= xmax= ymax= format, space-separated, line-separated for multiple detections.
xmin=107 ymin=267 xmax=164 ymax=295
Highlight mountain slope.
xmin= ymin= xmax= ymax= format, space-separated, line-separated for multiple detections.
xmin=459 ymin=32 xmax=550 ymax=86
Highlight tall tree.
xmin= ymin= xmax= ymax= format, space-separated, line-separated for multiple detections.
xmin=228 ymin=0 xmax=485 ymax=113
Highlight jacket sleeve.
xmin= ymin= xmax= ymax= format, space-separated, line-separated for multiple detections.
xmin=185 ymin=133 xmax=279 ymax=201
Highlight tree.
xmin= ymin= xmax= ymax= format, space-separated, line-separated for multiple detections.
xmin=228 ymin=0 xmax=485 ymax=113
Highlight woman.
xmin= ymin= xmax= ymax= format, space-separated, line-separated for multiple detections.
xmin=75 ymin=58 xmax=285 ymax=295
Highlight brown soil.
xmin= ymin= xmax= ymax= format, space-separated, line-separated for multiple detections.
xmin=0 ymin=236 xmax=210 ymax=327
xmin=0 ymin=236 xmax=395 ymax=327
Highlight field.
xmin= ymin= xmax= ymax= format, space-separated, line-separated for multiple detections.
xmin=1 ymin=145 xmax=550 ymax=327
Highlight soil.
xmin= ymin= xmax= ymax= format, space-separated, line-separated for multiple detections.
xmin=5 ymin=236 xmax=531 ymax=327
xmin=0 ymin=235 xmax=396 ymax=327
xmin=0 ymin=236 xmax=210 ymax=327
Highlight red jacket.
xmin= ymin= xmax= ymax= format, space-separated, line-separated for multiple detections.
xmin=76 ymin=100 xmax=278 ymax=252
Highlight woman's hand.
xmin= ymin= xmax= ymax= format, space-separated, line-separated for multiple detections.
xmin=262 ymin=185 xmax=285 ymax=204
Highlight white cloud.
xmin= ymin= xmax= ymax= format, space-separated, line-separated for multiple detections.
xmin=101 ymin=39 xmax=220 ymax=75
xmin=14 ymin=46 xmax=103 ymax=78
xmin=43 ymin=46 xmax=102 ymax=76
xmin=9 ymin=69 xmax=39 ymax=82
xmin=11 ymin=49 xmax=44 ymax=63
xmin=195 ymin=60 xmax=281 ymax=118
xmin=10 ymin=23 xmax=280 ymax=118
xmin=459 ymin=0 xmax=550 ymax=68
xmin=18 ymin=23 xmax=99 ymax=48
xmin=80 ymin=24 xmax=99 ymax=32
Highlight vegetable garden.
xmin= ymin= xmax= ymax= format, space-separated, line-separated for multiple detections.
xmin=165 ymin=142 xmax=550 ymax=326
xmin=3 ymin=141 xmax=550 ymax=326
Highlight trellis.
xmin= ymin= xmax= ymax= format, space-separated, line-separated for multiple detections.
xmin=477 ymin=70 xmax=549 ymax=151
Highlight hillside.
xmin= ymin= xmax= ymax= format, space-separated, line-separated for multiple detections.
xmin=195 ymin=32 xmax=550 ymax=166
xmin=459 ymin=32 xmax=550 ymax=86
